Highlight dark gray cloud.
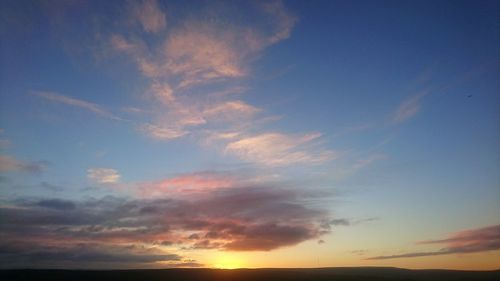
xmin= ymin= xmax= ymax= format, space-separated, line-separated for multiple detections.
xmin=329 ymin=219 xmax=350 ymax=226
xmin=36 ymin=198 xmax=76 ymax=210
xmin=0 ymin=185 xmax=343 ymax=267
xmin=167 ymin=262 xmax=204 ymax=268
xmin=0 ymin=242 xmax=182 ymax=269
xmin=40 ymin=181 xmax=64 ymax=192
xmin=320 ymin=217 xmax=379 ymax=231
xmin=224 ymin=222 xmax=317 ymax=251
xmin=367 ymin=251 xmax=447 ymax=260
xmin=367 ymin=224 xmax=500 ymax=260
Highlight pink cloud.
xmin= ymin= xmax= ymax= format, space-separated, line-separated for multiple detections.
xmin=418 ymin=224 xmax=500 ymax=252
xmin=140 ymin=171 xmax=235 ymax=197
xmin=108 ymin=1 xmax=299 ymax=149
xmin=0 ymin=155 xmax=47 ymax=173
xmin=368 ymin=224 xmax=500 ymax=260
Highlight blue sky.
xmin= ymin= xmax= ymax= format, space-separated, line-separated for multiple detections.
xmin=0 ymin=0 xmax=499 ymax=269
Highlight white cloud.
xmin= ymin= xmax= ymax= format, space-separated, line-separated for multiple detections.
xmin=87 ymin=168 xmax=121 ymax=184
xmin=202 ymin=100 xmax=260 ymax=120
xmin=139 ymin=123 xmax=188 ymax=140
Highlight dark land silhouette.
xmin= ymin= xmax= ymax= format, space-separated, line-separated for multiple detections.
xmin=1 ymin=267 xmax=499 ymax=281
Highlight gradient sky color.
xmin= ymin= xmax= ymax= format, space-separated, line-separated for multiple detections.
xmin=0 ymin=0 xmax=499 ymax=270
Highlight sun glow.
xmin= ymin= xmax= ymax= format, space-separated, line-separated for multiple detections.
xmin=212 ymin=254 xmax=245 ymax=269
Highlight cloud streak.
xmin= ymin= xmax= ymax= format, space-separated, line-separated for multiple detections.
xmin=34 ymin=91 xmax=122 ymax=121
xmin=367 ymin=224 xmax=500 ymax=260
xmin=0 ymin=242 xmax=183 ymax=269
xmin=392 ymin=91 xmax=428 ymax=124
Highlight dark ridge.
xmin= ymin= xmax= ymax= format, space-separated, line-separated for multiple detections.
xmin=1 ymin=267 xmax=499 ymax=281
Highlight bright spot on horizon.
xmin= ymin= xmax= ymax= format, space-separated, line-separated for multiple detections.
xmin=212 ymin=254 xmax=245 ymax=269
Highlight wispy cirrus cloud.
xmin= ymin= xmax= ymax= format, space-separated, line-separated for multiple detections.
xmin=224 ymin=132 xmax=336 ymax=166
xmin=163 ymin=23 xmax=248 ymax=86
xmin=113 ymin=1 xmax=296 ymax=86
xmin=139 ymin=123 xmax=188 ymax=140
xmin=367 ymin=224 xmax=500 ymax=260
xmin=106 ymin=0 xmax=304 ymax=157
xmin=34 ymin=1 xmax=334 ymax=168
xmin=129 ymin=0 xmax=166 ymax=33
xmin=34 ymin=91 xmax=122 ymax=121
xmin=329 ymin=154 xmax=386 ymax=180
xmin=392 ymin=91 xmax=429 ymax=124
xmin=87 ymin=168 xmax=121 ymax=184
xmin=203 ymin=101 xmax=261 ymax=120
xmin=0 ymin=155 xmax=47 ymax=173
xmin=137 ymin=84 xmax=261 ymax=141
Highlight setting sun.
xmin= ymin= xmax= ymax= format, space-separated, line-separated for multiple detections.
xmin=212 ymin=254 xmax=245 ymax=269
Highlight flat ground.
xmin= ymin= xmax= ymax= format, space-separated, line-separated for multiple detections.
xmin=1 ymin=267 xmax=499 ymax=281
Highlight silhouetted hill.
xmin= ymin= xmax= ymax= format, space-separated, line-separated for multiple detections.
xmin=1 ymin=267 xmax=499 ymax=281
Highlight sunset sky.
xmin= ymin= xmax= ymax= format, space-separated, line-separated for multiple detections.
xmin=0 ymin=0 xmax=499 ymax=270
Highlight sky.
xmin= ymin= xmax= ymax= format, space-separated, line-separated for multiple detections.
xmin=0 ymin=0 xmax=499 ymax=270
